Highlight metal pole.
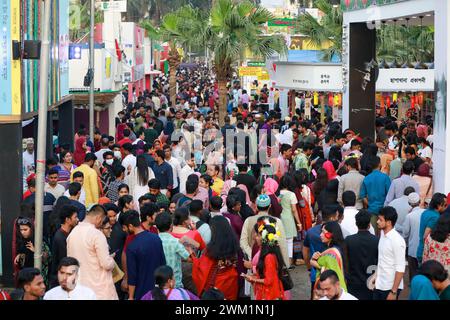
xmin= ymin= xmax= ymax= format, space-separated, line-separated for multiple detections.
xmin=89 ymin=0 xmax=95 ymax=140
xmin=34 ymin=0 xmax=51 ymax=270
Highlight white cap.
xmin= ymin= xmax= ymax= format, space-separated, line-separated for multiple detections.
xmin=408 ymin=192 xmax=420 ymax=205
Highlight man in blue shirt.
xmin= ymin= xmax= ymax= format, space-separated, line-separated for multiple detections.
xmin=123 ymin=211 xmax=166 ymax=300
xmin=302 ymin=205 xmax=339 ymax=299
xmin=150 ymin=149 xmax=173 ymax=196
xmin=416 ymin=193 xmax=447 ymax=263
xmin=359 ymin=156 xmax=391 ymax=233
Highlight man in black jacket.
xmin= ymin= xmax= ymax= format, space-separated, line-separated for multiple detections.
xmin=344 ymin=209 xmax=379 ymax=300
xmin=234 ymin=164 xmax=256 ymax=194
xmin=49 ymin=205 xmax=79 ymax=288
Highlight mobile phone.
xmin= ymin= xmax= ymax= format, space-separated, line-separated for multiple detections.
xmin=242 ymin=252 xmax=249 ymax=261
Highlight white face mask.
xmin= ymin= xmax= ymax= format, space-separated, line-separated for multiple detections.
xmin=105 ymin=159 xmax=114 ymax=166
xmin=114 ymin=151 xmax=122 ymax=160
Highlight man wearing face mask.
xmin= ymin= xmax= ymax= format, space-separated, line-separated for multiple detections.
xmin=67 ymin=205 xmax=118 ymax=300
xmin=111 ymin=144 xmax=123 ymax=161
xmin=44 ymin=257 xmax=97 ymax=300
xmin=95 ymin=135 xmax=111 ymax=162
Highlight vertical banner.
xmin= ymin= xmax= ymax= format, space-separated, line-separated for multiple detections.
xmin=348 ymin=23 xmax=376 ymax=140
xmin=0 ymin=0 xmax=12 ymax=117
xmin=59 ymin=0 xmax=69 ymax=98
xmin=279 ymin=89 xmax=288 ymax=119
xmin=11 ymin=0 xmax=21 ymax=116
xmin=0 ymin=0 xmax=21 ymax=120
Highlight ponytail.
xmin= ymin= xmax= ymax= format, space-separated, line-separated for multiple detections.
xmin=150 ymin=265 xmax=174 ymax=300
xmin=151 ymin=285 xmax=167 ymax=301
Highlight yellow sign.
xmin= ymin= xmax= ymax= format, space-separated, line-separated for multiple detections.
xmin=239 ymin=67 xmax=262 ymax=77
xmin=11 ymin=0 xmax=21 ymax=115
xmin=258 ymin=70 xmax=270 ymax=81
xmin=105 ymin=57 xmax=111 ymax=78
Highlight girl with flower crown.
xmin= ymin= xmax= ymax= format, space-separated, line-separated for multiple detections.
xmin=242 ymin=217 xmax=286 ymax=300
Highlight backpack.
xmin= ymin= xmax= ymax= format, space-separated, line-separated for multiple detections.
xmin=195 ymin=210 xmax=211 ymax=230
xmin=177 ymin=196 xmax=192 ymax=208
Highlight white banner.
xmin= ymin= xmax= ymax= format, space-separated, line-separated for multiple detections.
xmin=376 ymin=68 xmax=434 ymax=92
xmin=273 ymin=63 xmax=343 ymax=91
xmin=99 ymin=1 xmax=127 ymax=12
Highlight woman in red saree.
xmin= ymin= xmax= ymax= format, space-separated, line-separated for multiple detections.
xmin=192 ymin=216 xmax=239 ymax=300
xmin=243 ymin=217 xmax=285 ymax=300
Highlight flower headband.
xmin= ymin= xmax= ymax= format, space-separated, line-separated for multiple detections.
xmin=344 ymin=153 xmax=360 ymax=161
xmin=257 ymin=218 xmax=281 ymax=246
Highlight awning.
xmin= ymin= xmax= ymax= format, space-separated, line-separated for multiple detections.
xmin=71 ymin=91 xmax=121 ymax=105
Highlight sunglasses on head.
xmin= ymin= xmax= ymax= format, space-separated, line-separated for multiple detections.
xmin=17 ymin=218 xmax=32 ymax=225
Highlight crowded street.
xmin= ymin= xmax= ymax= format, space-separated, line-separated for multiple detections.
xmin=0 ymin=0 xmax=449 ymax=305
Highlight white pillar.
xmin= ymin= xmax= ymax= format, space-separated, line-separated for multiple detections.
xmin=432 ymin=0 xmax=450 ymax=194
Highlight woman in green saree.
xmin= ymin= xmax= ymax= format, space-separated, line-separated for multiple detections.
xmin=310 ymin=221 xmax=347 ymax=294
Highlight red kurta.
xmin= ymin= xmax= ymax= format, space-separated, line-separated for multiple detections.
xmin=254 ymin=254 xmax=285 ymax=300
xmin=192 ymin=254 xmax=238 ymax=300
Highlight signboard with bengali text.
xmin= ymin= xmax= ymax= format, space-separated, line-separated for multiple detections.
xmin=239 ymin=66 xmax=263 ymax=77
xmin=376 ymin=68 xmax=434 ymax=92
xmin=273 ymin=63 xmax=343 ymax=91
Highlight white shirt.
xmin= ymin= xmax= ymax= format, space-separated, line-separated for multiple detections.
xmin=340 ymin=207 xmax=375 ymax=237
xmin=278 ymin=128 xmax=293 ymax=146
xmin=319 ymin=289 xmax=358 ymax=300
xmin=426 ymin=135 xmax=433 ymax=146
xmin=64 ymin=187 xmax=86 ymax=206
xmin=122 ymin=154 xmax=137 ymax=173
xmin=403 ymin=207 xmax=424 ymax=258
xmin=132 ymin=138 xmax=146 ymax=146
xmin=166 ymin=157 xmax=182 ymax=189
xmin=388 ymin=196 xmax=412 ymax=236
xmin=418 ymin=146 xmax=432 ymax=159
xmin=44 ymin=284 xmax=97 ymax=300
xmin=45 ymin=183 xmax=66 ymax=200
xmin=94 ymin=148 xmax=110 ymax=163
xmin=179 ymin=165 xmax=195 ymax=195
xmin=375 ymin=228 xmax=406 ymax=291
xmin=295 ymin=97 xmax=301 ymax=109
xmin=23 ymin=150 xmax=35 ymax=175
xmin=152 ymin=96 xmax=161 ymax=110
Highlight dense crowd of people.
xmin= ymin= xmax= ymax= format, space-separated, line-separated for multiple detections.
xmin=2 ymin=65 xmax=449 ymax=301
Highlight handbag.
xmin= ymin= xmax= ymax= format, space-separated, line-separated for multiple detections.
xmin=280 ymin=266 xmax=294 ymax=291
xmin=112 ymin=262 xmax=124 ymax=283
xmin=293 ymin=231 xmax=303 ymax=254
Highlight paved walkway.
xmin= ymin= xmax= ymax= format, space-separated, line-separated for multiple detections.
xmin=290 ymin=264 xmax=410 ymax=300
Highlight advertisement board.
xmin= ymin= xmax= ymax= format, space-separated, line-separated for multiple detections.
xmin=376 ymin=68 xmax=434 ymax=92
xmin=273 ymin=62 xmax=343 ymax=91
xmin=239 ymin=67 xmax=263 ymax=77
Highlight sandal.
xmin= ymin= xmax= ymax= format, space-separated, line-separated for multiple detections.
xmin=295 ymin=259 xmax=305 ymax=266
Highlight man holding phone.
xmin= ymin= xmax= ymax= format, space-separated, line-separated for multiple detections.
xmin=293 ymin=143 xmax=315 ymax=173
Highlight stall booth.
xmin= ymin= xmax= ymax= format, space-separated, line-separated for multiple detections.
xmin=272 ymin=62 xmax=344 ymax=121
xmin=341 ymin=0 xmax=450 ymax=193
xmin=375 ymin=68 xmax=435 ymax=120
